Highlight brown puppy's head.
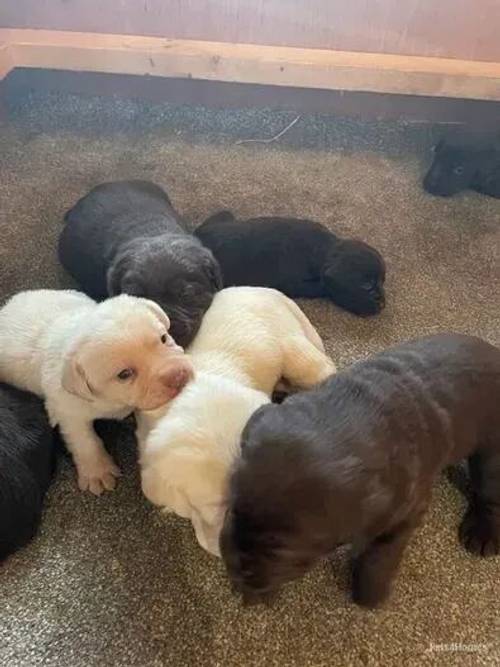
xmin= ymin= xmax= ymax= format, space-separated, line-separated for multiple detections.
xmin=220 ymin=403 xmax=351 ymax=603
xmin=62 ymin=295 xmax=194 ymax=410
xmin=107 ymin=235 xmax=222 ymax=347
xmin=322 ymin=240 xmax=386 ymax=317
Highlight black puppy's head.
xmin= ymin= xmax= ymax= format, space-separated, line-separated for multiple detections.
xmin=423 ymin=137 xmax=500 ymax=196
xmin=220 ymin=404 xmax=350 ymax=604
xmin=107 ymin=234 xmax=222 ymax=348
xmin=323 ymin=240 xmax=385 ymax=316
xmin=423 ymin=140 xmax=483 ymax=196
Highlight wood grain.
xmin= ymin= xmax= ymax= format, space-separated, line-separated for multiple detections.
xmin=2 ymin=0 xmax=500 ymax=62
xmin=1 ymin=29 xmax=500 ymax=102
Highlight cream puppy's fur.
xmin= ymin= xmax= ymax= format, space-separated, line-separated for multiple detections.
xmin=0 ymin=290 xmax=193 ymax=494
xmin=138 ymin=286 xmax=336 ymax=555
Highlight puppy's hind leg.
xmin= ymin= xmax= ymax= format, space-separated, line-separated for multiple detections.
xmin=459 ymin=445 xmax=500 ymax=557
xmin=58 ymin=417 xmax=121 ymax=496
xmin=281 ymin=335 xmax=336 ymax=389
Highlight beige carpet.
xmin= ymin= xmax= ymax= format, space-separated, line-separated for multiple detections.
xmin=0 ymin=91 xmax=499 ymax=666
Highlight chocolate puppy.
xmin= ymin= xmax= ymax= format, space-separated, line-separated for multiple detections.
xmin=0 ymin=382 xmax=56 ymax=561
xmin=220 ymin=334 xmax=500 ymax=608
xmin=195 ymin=213 xmax=385 ymax=316
xmin=58 ymin=181 xmax=222 ymax=347
xmin=423 ymin=136 xmax=500 ymax=198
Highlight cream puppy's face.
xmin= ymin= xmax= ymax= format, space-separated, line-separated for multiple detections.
xmin=62 ymin=295 xmax=193 ymax=410
xmin=142 ymin=446 xmax=228 ymax=556
xmin=140 ymin=379 xmax=270 ymax=556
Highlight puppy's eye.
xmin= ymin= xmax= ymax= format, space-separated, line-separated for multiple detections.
xmin=361 ymin=280 xmax=376 ymax=291
xmin=453 ymin=165 xmax=464 ymax=176
xmin=160 ymin=333 xmax=168 ymax=344
xmin=117 ymin=368 xmax=135 ymax=381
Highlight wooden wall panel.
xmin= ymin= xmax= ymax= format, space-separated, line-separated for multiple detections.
xmin=2 ymin=0 xmax=500 ymax=63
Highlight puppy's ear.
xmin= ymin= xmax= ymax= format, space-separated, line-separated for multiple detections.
xmin=61 ymin=354 xmax=96 ymax=402
xmin=202 ymin=210 xmax=236 ymax=226
xmin=106 ymin=258 xmax=126 ymax=296
xmin=107 ymin=255 xmax=142 ymax=297
xmin=136 ymin=298 xmax=171 ymax=332
xmin=191 ymin=503 xmax=227 ymax=556
xmin=204 ymin=253 xmax=223 ymax=290
xmin=240 ymin=403 xmax=275 ymax=453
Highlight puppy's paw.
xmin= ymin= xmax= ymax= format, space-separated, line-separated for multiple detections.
xmin=351 ymin=580 xmax=389 ymax=609
xmin=459 ymin=506 xmax=500 ymax=557
xmin=77 ymin=456 xmax=121 ymax=496
xmin=351 ymin=562 xmax=391 ymax=608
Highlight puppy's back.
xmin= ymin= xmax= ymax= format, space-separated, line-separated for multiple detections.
xmin=0 ymin=383 xmax=56 ymax=561
xmin=189 ymin=286 xmax=311 ymax=351
xmin=188 ymin=286 xmax=328 ymax=389
xmin=195 ymin=214 xmax=334 ymax=293
xmin=0 ymin=289 xmax=94 ymax=392
xmin=59 ymin=180 xmax=183 ymax=299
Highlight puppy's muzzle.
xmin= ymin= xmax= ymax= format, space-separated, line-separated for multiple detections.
xmin=160 ymin=363 xmax=193 ymax=398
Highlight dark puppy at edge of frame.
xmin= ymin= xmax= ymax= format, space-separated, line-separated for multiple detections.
xmin=423 ymin=134 xmax=500 ymax=198
xmin=58 ymin=180 xmax=222 ymax=348
xmin=195 ymin=213 xmax=385 ymax=317
xmin=0 ymin=382 xmax=57 ymax=562
xmin=220 ymin=333 xmax=500 ymax=608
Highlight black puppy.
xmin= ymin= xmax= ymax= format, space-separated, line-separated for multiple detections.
xmin=0 ymin=383 xmax=56 ymax=561
xmin=195 ymin=213 xmax=385 ymax=317
xmin=58 ymin=181 xmax=222 ymax=347
xmin=423 ymin=135 xmax=500 ymax=198
xmin=220 ymin=334 xmax=500 ymax=608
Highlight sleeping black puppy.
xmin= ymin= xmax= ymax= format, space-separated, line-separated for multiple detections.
xmin=195 ymin=213 xmax=385 ymax=317
xmin=58 ymin=180 xmax=222 ymax=347
xmin=0 ymin=382 xmax=56 ymax=561
xmin=220 ymin=334 xmax=500 ymax=608
xmin=423 ymin=135 xmax=500 ymax=198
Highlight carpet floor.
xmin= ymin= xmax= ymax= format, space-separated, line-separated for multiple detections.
xmin=0 ymin=91 xmax=499 ymax=667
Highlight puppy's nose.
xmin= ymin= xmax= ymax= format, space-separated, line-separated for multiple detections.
xmin=161 ymin=364 xmax=193 ymax=395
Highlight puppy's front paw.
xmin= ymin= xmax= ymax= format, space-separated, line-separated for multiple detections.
xmin=459 ymin=505 xmax=500 ymax=557
xmin=351 ymin=578 xmax=389 ymax=609
xmin=77 ymin=456 xmax=121 ymax=496
xmin=351 ymin=561 xmax=391 ymax=608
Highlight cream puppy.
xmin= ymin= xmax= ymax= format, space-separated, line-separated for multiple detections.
xmin=0 ymin=289 xmax=193 ymax=494
xmin=138 ymin=286 xmax=336 ymax=555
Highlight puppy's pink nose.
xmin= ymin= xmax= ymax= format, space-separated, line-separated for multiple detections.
xmin=161 ymin=365 xmax=193 ymax=396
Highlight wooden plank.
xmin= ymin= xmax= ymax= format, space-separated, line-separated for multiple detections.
xmin=1 ymin=29 xmax=500 ymax=101
xmin=2 ymin=0 xmax=500 ymax=63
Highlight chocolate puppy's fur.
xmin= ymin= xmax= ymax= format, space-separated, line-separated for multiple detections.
xmin=195 ymin=213 xmax=385 ymax=317
xmin=58 ymin=181 xmax=222 ymax=347
xmin=423 ymin=135 xmax=500 ymax=198
xmin=0 ymin=383 xmax=56 ymax=561
xmin=220 ymin=334 xmax=500 ymax=608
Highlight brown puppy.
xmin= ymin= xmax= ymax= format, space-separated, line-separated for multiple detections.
xmin=220 ymin=334 xmax=500 ymax=608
